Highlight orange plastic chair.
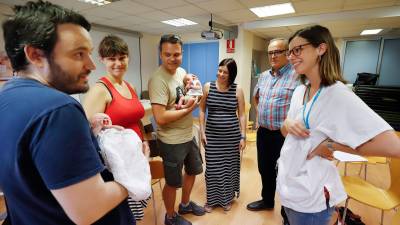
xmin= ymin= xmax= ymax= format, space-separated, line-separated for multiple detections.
xmin=341 ymin=157 xmax=400 ymax=225
xmin=343 ymin=156 xmax=388 ymax=179
xmin=149 ymin=159 xmax=164 ymax=225
xmin=392 ymin=209 xmax=400 ymax=225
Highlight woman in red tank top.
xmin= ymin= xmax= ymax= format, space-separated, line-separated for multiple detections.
xmin=83 ymin=35 xmax=149 ymax=220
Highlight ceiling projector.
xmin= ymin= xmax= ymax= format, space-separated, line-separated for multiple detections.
xmin=201 ymin=30 xmax=223 ymax=40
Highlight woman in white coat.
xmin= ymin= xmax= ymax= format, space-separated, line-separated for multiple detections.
xmin=278 ymin=25 xmax=400 ymax=225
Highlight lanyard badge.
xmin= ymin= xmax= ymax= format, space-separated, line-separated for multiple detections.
xmin=302 ymin=87 xmax=322 ymax=129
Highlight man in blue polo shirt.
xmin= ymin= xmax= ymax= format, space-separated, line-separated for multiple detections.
xmin=0 ymin=1 xmax=134 ymax=224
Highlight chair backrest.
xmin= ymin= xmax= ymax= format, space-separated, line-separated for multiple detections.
xmin=354 ymin=85 xmax=400 ymax=131
xmin=149 ymin=160 xmax=164 ymax=180
xmin=354 ymin=72 xmax=379 ymax=86
xmin=388 ymin=158 xmax=400 ymax=193
xmin=391 ymin=209 xmax=400 ymax=225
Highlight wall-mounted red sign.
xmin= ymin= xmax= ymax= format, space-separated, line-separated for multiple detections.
xmin=227 ymin=39 xmax=235 ymax=53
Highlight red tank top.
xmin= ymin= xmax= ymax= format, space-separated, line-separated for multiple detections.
xmin=100 ymin=77 xmax=145 ymax=140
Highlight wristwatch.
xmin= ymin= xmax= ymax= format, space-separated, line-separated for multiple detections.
xmin=326 ymin=140 xmax=335 ymax=152
xmin=240 ymin=135 xmax=246 ymax=141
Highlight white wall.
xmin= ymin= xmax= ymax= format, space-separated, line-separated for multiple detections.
xmin=140 ymin=33 xmax=160 ymax=91
xmin=218 ymin=27 xmax=268 ymax=102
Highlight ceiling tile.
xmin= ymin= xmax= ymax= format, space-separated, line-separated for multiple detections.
xmin=141 ymin=22 xmax=170 ymax=29
xmin=102 ymin=0 xmax=154 ymax=14
xmin=132 ymin=0 xmax=187 ymax=9
xmin=48 ymin=0 xmax=97 ymax=11
xmin=321 ymin=19 xmax=370 ymax=28
xmin=137 ymin=10 xmax=177 ymax=21
xmin=184 ymin=0 xmax=211 ymax=3
xmin=84 ymin=14 xmax=110 ymax=23
xmin=95 ymin=18 xmax=133 ymax=27
xmin=195 ymin=0 xmax=245 ymax=13
xmin=369 ymin=16 xmax=400 ymax=27
xmin=214 ymin=8 xmax=258 ymax=22
xmin=292 ymin=0 xmax=344 ymax=15
xmin=343 ymin=0 xmax=396 ymax=10
xmin=94 ymin=15 xmax=153 ymax=28
xmin=113 ymin=15 xmax=152 ymax=24
xmin=80 ymin=7 xmax=125 ymax=19
xmin=184 ymin=14 xmax=231 ymax=26
xmin=163 ymin=5 xmax=208 ymax=17
xmin=238 ymin=0 xmax=288 ymax=8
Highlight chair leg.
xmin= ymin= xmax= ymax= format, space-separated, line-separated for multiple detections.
xmin=341 ymin=198 xmax=350 ymax=225
xmin=152 ymin=187 xmax=157 ymax=225
xmin=364 ymin=164 xmax=368 ymax=180
xmin=380 ymin=210 xmax=384 ymax=225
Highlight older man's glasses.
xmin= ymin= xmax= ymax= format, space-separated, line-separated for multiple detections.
xmin=286 ymin=43 xmax=312 ymax=57
xmin=268 ymin=49 xmax=287 ymax=57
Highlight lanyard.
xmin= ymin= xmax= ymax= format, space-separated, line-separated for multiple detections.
xmin=302 ymin=87 xmax=322 ymax=129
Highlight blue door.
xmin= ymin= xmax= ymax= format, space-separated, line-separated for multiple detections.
xmin=181 ymin=41 xmax=219 ymax=117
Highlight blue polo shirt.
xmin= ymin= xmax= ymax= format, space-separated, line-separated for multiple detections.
xmin=0 ymin=78 xmax=134 ymax=225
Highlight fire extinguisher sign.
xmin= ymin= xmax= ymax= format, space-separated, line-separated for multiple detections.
xmin=226 ymin=39 xmax=235 ymax=53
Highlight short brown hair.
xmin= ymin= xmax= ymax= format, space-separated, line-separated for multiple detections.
xmin=159 ymin=34 xmax=182 ymax=52
xmin=98 ymin=34 xmax=129 ymax=58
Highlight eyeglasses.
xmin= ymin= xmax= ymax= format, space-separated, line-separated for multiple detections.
xmin=268 ymin=49 xmax=287 ymax=57
xmin=286 ymin=43 xmax=312 ymax=57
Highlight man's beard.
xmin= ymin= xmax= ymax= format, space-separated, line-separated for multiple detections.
xmin=48 ymin=57 xmax=91 ymax=95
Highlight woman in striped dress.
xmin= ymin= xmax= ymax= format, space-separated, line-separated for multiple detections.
xmin=199 ymin=58 xmax=246 ymax=212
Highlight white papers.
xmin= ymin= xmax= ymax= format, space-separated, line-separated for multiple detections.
xmin=334 ymin=151 xmax=367 ymax=162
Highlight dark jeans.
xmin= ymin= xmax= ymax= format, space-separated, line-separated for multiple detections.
xmin=257 ymin=127 xmax=289 ymax=223
xmin=256 ymin=127 xmax=285 ymax=206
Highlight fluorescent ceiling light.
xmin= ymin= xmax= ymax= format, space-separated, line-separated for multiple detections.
xmin=162 ymin=18 xmax=198 ymax=27
xmin=360 ymin=29 xmax=383 ymax=35
xmin=78 ymin=0 xmax=117 ymax=6
xmin=250 ymin=3 xmax=295 ymax=18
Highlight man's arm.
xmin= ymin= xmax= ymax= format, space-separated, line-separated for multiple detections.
xmin=51 ymin=174 xmax=128 ymax=225
xmin=151 ymin=97 xmax=198 ymax=126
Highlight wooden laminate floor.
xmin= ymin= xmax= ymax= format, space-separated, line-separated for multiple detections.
xmin=0 ymin=130 xmax=397 ymax=225
xmin=137 ymin=134 xmax=396 ymax=225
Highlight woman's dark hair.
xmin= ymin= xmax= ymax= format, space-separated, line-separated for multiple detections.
xmin=98 ymin=35 xmax=129 ymax=58
xmin=289 ymin=25 xmax=346 ymax=86
xmin=159 ymin=34 xmax=183 ymax=52
xmin=219 ymin=58 xmax=237 ymax=85
xmin=2 ymin=0 xmax=91 ymax=72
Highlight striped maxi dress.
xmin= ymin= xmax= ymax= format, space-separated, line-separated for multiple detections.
xmin=205 ymin=81 xmax=241 ymax=207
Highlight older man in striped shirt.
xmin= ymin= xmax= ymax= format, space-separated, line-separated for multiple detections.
xmin=247 ymin=38 xmax=299 ymax=224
